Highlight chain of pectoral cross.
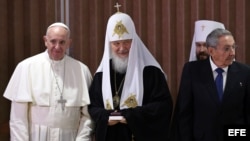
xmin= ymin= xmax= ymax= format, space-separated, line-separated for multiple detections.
xmin=51 ymin=60 xmax=67 ymax=111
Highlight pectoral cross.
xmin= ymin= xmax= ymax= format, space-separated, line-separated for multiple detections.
xmin=58 ymin=95 xmax=67 ymax=111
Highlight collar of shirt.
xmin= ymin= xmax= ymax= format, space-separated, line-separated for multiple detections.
xmin=209 ymin=57 xmax=229 ymax=90
xmin=209 ymin=57 xmax=228 ymax=72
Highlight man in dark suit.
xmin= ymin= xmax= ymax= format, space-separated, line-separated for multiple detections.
xmin=172 ymin=28 xmax=250 ymax=141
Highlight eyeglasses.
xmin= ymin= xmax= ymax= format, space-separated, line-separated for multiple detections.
xmin=216 ymin=45 xmax=237 ymax=52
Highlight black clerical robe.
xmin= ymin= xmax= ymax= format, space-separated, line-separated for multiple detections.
xmin=88 ymin=66 xmax=173 ymax=141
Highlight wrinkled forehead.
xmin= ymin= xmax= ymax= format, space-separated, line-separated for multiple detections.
xmin=218 ymin=35 xmax=235 ymax=44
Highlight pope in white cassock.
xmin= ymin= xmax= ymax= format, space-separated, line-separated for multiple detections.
xmin=3 ymin=22 xmax=93 ymax=141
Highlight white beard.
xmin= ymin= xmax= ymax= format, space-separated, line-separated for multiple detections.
xmin=111 ymin=52 xmax=128 ymax=74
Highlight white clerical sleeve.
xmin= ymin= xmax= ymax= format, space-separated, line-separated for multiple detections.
xmin=75 ymin=106 xmax=93 ymax=141
xmin=4 ymin=62 xmax=33 ymax=102
xmin=10 ymin=102 xmax=29 ymax=141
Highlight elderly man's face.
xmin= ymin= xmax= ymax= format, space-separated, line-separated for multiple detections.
xmin=208 ymin=35 xmax=236 ymax=68
xmin=110 ymin=39 xmax=132 ymax=59
xmin=195 ymin=42 xmax=209 ymax=60
xmin=110 ymin=39 xmax=132 ymax=73
xmin=43 ymin=26 xmax=71 ymax=60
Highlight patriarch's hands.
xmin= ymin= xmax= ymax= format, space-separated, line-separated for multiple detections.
xmin=108 ymin=117 xmax=127 ymax=126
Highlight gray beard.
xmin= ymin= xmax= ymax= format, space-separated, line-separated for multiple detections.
xmin=111 ymin=53 xmax=128 ymax=74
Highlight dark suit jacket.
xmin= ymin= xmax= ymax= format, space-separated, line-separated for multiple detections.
xmin=172 ymin=59 xmax=250 ymax=141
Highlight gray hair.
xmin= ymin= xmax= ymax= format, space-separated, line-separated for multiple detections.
xmin=206 ymin=28 xmax=232 ymax=48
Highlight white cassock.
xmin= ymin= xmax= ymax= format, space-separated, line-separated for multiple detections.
xmin=3 ymin=50 xmax=93 ymax=141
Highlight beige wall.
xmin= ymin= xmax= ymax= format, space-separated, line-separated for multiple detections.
xmin=1 ymin=0 xmax=250 ymax=140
